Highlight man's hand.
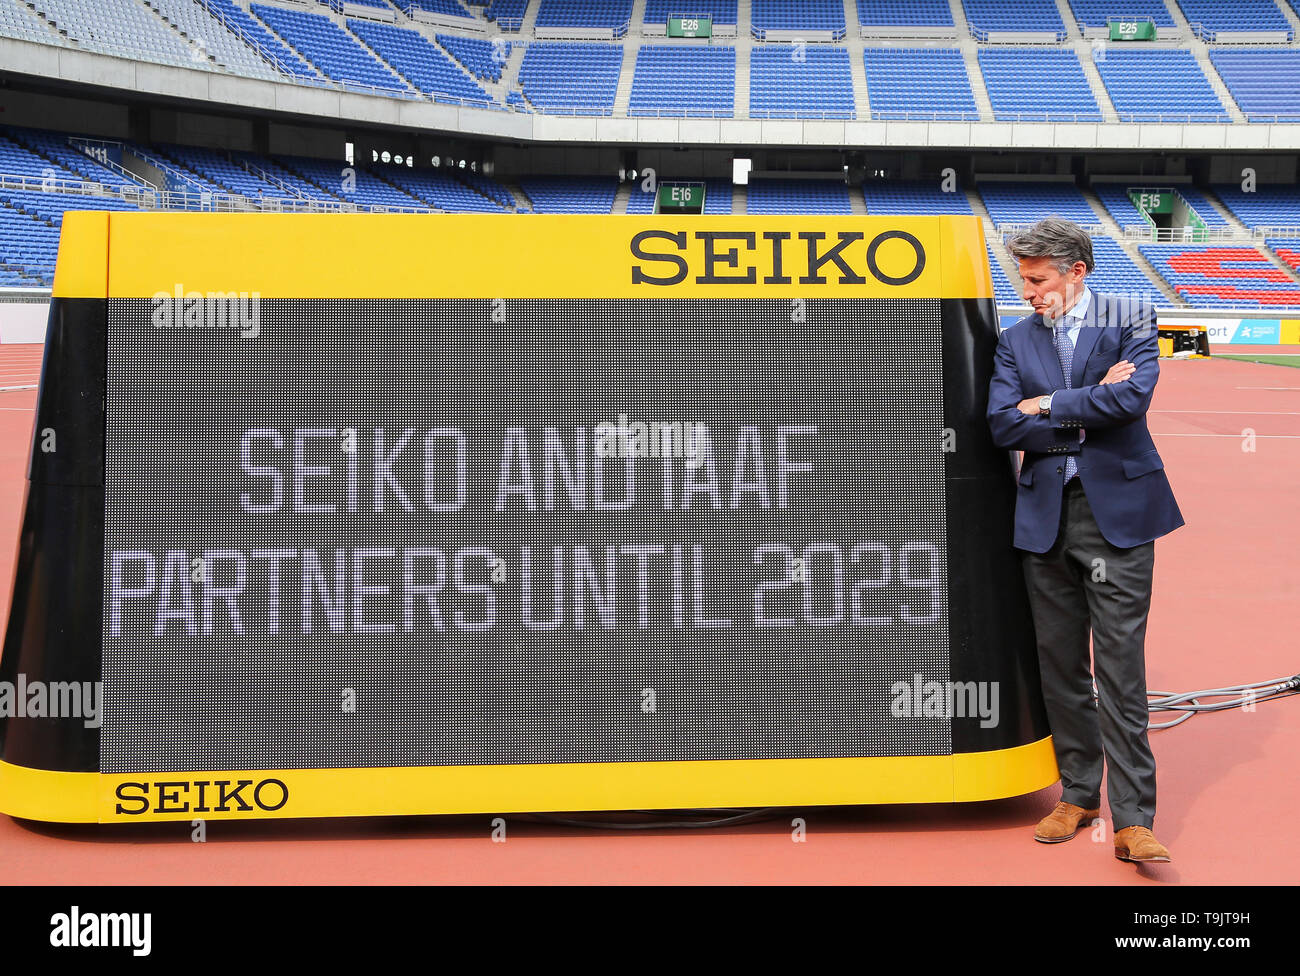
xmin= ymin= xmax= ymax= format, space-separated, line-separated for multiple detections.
xmin=1099 ymin=360 xmax=1136 ymax=385
xmin=1017 ymin=398 xmax=1041 ymax=415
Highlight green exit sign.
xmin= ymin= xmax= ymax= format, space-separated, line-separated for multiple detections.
xmin=1109 ymin=20 xmax=1156 ymax=41
xmin=667 ymin=16 xmax=712 ymax=38
xmin=1132 ymin=190 xmax=1174 ymax=214
xmin=657 ymin=183 xmax=705 ymax=213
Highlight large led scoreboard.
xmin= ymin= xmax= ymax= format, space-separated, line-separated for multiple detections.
xmin=0 ymin=213 xmax=1057 ymax=823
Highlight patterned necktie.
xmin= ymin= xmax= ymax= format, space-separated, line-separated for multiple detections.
xmin=1053 ymin=320 xmax=1078 ymax=483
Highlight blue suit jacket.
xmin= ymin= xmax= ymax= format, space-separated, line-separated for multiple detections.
xmin=986 ymin=291 xmax=1184 ymax=553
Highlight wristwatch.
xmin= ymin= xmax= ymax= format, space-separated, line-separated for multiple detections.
xmin=1038 ymin=394 xmax=1053 ymax=416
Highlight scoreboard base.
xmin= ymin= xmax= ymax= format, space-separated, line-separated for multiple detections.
xmin=0 ymin=738 xmax=1057 ymax=823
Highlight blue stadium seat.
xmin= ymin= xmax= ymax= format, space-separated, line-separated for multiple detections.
xmin=963 ymin=0 xmax=1066 ymax=39
xmin=1091 ymin=184 xmax=1153 ymax=231
xmin=978 ymin=48 xmax=1102 ymax=121
xmin=862 ymin=47 xmax=978 ymax=120
xmin=750 ymin=45 xmax=855 ymax=119
xmin=1208 ymin=49 xmax=1300 ymax=122
xmin=746 ymin=178 xmax=852 ymax=214
xmin=516 ymin=43 xmax=624 ymax=114
xmin=979 ymin=181 xmax=1102 ymax=228
xmin=857 ymin=1 xmax=954 ymax=27
xmin=535 ymin=0 xmax=634 ymax=33
xmin=1094 ymin=49 xmax=1229 ymax=122
xmin=752 ymin=0 xmax=846 ymax=37
xmin=1068 ymin=0 xmax=1173 ymax=30
xmin=626 ymin=179 xmax=734 ymax=213
xmin=628 ymin=45 xmax=735 ymax=117
xmin=1211 ymin=184 xmax=1300 ymax=229
xmin=1176 ymin=0 xmax=1292 ymax=40
xmin=643 ymin=2 xmax=738 ymax=25
xmin=519 ymin=175 xmax=618 ymax=212
xmin=251 ymin=4 xmax=412 ymax=94
xmin=349 ymin=19 xmax=496 ymax=105
xmin=1141 ymin=243 xmax=1300 ymax=308
xmin=436 ymin=33 xmax=516 ymax=82
xmin=861 ymin=179 xmax=973 ymax=214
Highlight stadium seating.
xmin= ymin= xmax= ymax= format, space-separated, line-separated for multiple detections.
xmin=1091 ymin=184 xmax=1154 ymax=232
xmin=643 ymin=2 xmax=738 ymax=25
xmin=199 ymin=0 xmax=320 ymax=79
xmin=0 ymin=132 xmax=84 ymax=182
xmin=626 ymin=179 xmax=734 ymax=214
xmin=453 ymin=168 xmax=520 ymax=210
xmin=231 ymin=152 xmax=345 ymax=203
xmin=0 ymin=0 xmax=57 ymax=44
xmin=156 ymin=143 xmax=285 ymax=199
xmin=395 ymin=0 xmax=475 ymax=18
xmin=1208 ymin=50 xmax=1300 ymax=122
xmin=628 ymin=45 xmax=735 ymax=117
xmin=518 ymin=176 xmax=618 ymax=212
xmin=517 ymin=43 xmax=624 ymax=114
xmin=274 ymin=155 xmax=427 ymax=209
xmin=485 ymin=0 xmax=529 ymax=29
xmin=1266 ymin=239 xmax=1300 ymax=272
xmin=746 ymin=179 xmax=852 ymax=215
xmin=27 ymin=0 xmax=202 ymax=68
xmin=436 ymin=33 xmax=515 ymax=82
xmin=857 ymin=1 xmax=954 ymax=29
xmin=978 ymin=49 xmax=1102 ymax=121
xmin=750 ymin=46 xmax=855 ymax=119
xmin=251 ymin=4 xmax=411 ymax=94
xmin=1094 ymin=49 xmax=1229 ymax=122
xmin=752 ymin=0 xmax=846 ymax=37
xmin=1068 ymin=0 xmax=1173 ymax=30
xmin=349 ymin=19 xmax=495 ymax=104
xmin=1171 ymin=185 xmax=1231 ymax=227
xmin=3 ymin=128 xmax=139 ymax=189
xmin=1211 ymin=184 xmax=1300 ymax=230
xmin=962 ymin=0 xmax=1066 ymax=40
xmin=862 ymin=47 xmax=978 ymax=120
xmin=0 ymin=200 xmax=63 ymax=285
xmin=368 ymin=164 xmax=508 ymax=211
xmin=1088 ymin=237 xmax=1165 ymax=301
xmin=978 ymin=181 xmax=1103 ymax=229
xmin=987 ymin=243 xmax=1025 ymax=305
xmin=141 ymin=0 xmax=281 ymax=80
xmin=861 ymin=179 xmax=973 ymax=215
xmin=1175 ymin=0 xmax=1292 ymax=40
xmin=535 ymin=0 xmax=634 ymax=34
xmin=1140 ymin=244 xmax=1300 ymax=308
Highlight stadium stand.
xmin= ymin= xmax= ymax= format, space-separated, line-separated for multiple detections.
xmin=230 ymin=152 xmax=345 ymax=203
xmin=518 ymin=176 xmax=618 ymax=212
xmin=535 ymin=0 xmax=635 ymax=34
xmin=751 ymin=0 xmax=847 ymax=38
xmin=436 ymin=33 xmax=514 ymax=82
xmin=857 ymin=1 xmax=955 ymax=30
xmin=1210 ymin=183 xmax=1300 ymax=230
xmin=861 ymin=48 xmax=978 ymax=120
xmin=746 ymin=179 xmax=853 ymax=215
xmin=1171 ymin=184 xmax=1231 ymax=228
xmin=349 ymin=19 xmax=496 ymax=105
xmin=1140 ymin=244 xmax=1300 ymax=308
xmin=750 ymin=46 xmax=855 ymax=119
xmin=978 ymin=49 xmax=1102 ymax=121
xmin=643 ymin=1 xmax=738 ymax=25
xmin=395 ymin=1 xmax=475 ymax=18
xmin=2 ymin=128 xmax=139 ymax=189
xmin=25 ymin=0 xmax=203 ymax=68
xmin=1091 ymin=183 xmax=1155 ymax=232
xmin=626 ymin=179 xmax=734 ymax=214
xmin=987 ymin=244 xmax=1024 ymax=306
xmin=628 ymin=45 xmax=735 ymax=117
xmin=251 ymin=4 xmax=412 ymax=94
xmin=1207 ymin=50 xmax=1300 ymax=122
xmin=485 ymin=0 xmax=529 ymax=30
xmin=962 ymin=0 xmax=1067 ymax=40
xmin=0 ymin=0 xmax=57 ymax=44
xmin=1267 ymin=239 xmax=1300 ymax=272
xmin=1067 ymin=0 xmax=1174 ymax=30
xmin=979 ymin=181 xmax=1103 ymax=230
xmin=140 ymin=0 xmax=281 ymax=80
xmin=454 ymin=169 xmax=520 ymax=210
xmin=0 ymin=202 xmax=61 ymax=285
xmin=155 ymin=143 xmax=286 ymax=199
xmin=0 ymin=132 xmax=88 ymax=182
xmin=860 ymin=179 xmax=973 ymax=214
xmin=516 ymin=43 xmax=624 ymax=114
xmin=368 ymin=164 xmax=508 ymax=211
xmin=1088 ymin=237 xmax=1166 ymax=301
xmin=199 ymin=0 xmax=321 ymax=79
xmin=1175 ymin=0 xmax=1293 ymax=41
xmin=274 ymin=155 xmax=427 ymax=209
xmin=1094 ymin=49 xmax=1229 ymax=122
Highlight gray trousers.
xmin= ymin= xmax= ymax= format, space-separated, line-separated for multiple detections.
xmin=1021 ymin=479 xmax=1158 ymax=831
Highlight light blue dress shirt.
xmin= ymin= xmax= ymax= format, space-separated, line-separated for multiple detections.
xmin=1046 ymin=284 xmax=1091 ymax=439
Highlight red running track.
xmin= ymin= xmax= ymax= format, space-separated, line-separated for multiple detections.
xmin=0 ymin=349 xmax=1296 ymax=884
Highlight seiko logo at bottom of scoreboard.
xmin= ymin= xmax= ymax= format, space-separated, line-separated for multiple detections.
xmin=113 ymin=777 xmax=289 ymax=815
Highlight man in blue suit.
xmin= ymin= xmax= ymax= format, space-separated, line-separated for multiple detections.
xmin=987 ymin=217 xmax=1183 ymax=863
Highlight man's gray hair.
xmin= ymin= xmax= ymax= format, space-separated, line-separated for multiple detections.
xmin=1005 ymin=217 xmax=1095 ymax=274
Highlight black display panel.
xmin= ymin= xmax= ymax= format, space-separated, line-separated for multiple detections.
xmin=101 ymin=297 xmax=951 ymax=773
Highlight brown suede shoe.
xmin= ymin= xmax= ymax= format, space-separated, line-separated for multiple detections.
xmin=1034 ymin=800 xmax=1101 ymax=843
xmin=1114 ymin=826 xmax=1171 ymax=863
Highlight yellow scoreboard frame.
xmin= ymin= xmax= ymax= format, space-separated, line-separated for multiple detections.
xmin=0 ymin=212 xmax=1059 ymax=824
